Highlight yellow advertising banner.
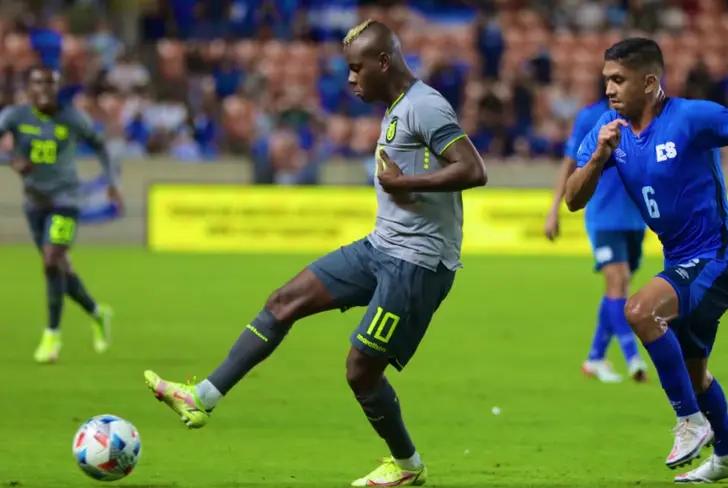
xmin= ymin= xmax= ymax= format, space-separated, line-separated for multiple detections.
xmin=147 ymin=185 xmax=662 ymax=256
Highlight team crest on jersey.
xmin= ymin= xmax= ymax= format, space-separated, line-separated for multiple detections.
xmin=385 ymin=117 xmax=398 ymax=142
xmin=54 ymin=124 xmax=68 ymax=140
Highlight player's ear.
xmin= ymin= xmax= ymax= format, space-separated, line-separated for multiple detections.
xmin=644 ymin=73 xmax=659 ymax=95
xmin=379 ymin=52 xmax=390 ymax=72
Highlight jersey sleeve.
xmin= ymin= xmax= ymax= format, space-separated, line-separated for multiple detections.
xmin=409 ymin=94 xmax=466 ymax=155
xmin=68 ymin=107 xmax=118 ymax=186
xmin=575 ymin=111 xmax=616 ymax=169
xmin=564 ymin=107 xmax=593 ymax=160
xmin=689 ymin=100 xmax=728 ymax=150
xmin=575 ymin=121 xmax=600 ymax=168
xmin=0 ymin=106 xmax=20 ymax=135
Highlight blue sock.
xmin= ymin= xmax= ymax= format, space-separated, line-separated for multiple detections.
xmin=587 ymin=297 xmax=612 ymax=360
xmin=644 ymin=330 xmax=700 ymax=417
xmin=604 ymin=297 xmax=640 ymax=362
xmin=698 ymin=379 xmax=728 ymax=456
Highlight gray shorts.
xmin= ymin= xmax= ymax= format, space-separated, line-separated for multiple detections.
xmin=24 ymin=206 xmax=79 ymax=249
xmin=308 ymin=238 xmax=455 ymax=370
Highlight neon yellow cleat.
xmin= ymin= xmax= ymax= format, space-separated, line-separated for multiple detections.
xmin=92 ymin=304 xmax=113 ymax=353
xmin=143 ymin=370 xmax=210 ymax=429
xmin=351 ymin=457 xmax=427 ymax=487
xmin=34 ymin=329 xmax=61 ymax=364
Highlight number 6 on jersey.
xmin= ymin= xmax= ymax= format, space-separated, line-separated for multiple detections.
xmin=642 ymin=185 xmax=661 ymax=219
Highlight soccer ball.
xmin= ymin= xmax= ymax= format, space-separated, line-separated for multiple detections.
xmin=72 ymin=414 xmax=141 ymax=481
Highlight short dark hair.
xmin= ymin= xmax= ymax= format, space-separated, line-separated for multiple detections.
xmin=604 ymin=38 xmax=664 ymax=73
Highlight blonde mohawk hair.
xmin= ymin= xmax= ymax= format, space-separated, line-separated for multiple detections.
xmin=343 ymin=19 xmax=375 ymax=45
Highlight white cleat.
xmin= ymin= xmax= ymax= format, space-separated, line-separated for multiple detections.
xmin=675 ymin=454 xmax=728 ymax=483
xmin=581 ymin=360 xmax=623 ymax=383
xmin=666 ymin=415 xmax=714 ymax=469
xmin=628 ymin=357 xmax=649 ymax=383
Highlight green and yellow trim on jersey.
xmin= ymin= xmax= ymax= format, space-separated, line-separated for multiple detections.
xmin=439 ymin=133 xmax=467 ymax=155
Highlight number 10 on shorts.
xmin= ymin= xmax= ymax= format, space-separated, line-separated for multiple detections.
xmin=366 ymin=307 xmax=400 ymax=343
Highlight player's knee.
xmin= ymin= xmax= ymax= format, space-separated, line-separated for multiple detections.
xmin=624 ymin=298 xmax=652 ymax=330
xmin=346 ymin=368 xmax=373 ymax=396
xmin=265 ymin=286 xmax=300 ymax=323
xmin=43 ymin=249 xmax=65 ymax=271
xmin=603 ymin=265 xmax=630 ymax=297
xmin=346 ymin=358 xmax=380 ymax=395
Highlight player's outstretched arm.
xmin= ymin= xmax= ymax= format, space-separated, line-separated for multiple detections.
xmin=378 ymin=136 xmax=486 ymax=193
xmin=565 ymin=119 xmax=627 ymax=211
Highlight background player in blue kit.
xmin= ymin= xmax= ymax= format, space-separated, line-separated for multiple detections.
xmin=546 ymin=93 xmax=647 ymax=383
xmin=566 ymin=38 xmax=728 ymax=482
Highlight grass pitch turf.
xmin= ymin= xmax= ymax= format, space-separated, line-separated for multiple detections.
xmin=2 ymin=245 xmax=725 ymax=487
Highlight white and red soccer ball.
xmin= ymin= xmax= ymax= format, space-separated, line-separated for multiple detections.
xmin=72 ymin=414 xmax=141 ymax=481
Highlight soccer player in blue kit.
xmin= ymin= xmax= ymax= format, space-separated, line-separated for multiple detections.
xmin=546 ymin=93 xmax=648 ymax=383
xmin=566 ymin=38 xmax=728 ymax=482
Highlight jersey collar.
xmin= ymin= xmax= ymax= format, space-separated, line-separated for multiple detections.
xmin=386 ymin=79 xmax=419 ymax=115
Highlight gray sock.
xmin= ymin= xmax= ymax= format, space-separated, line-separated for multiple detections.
xmin=66 ymin=272 xmax=97 ymax=315
xmin=207 ymin=309 xmax=291 ymax=395
xmin=356 ymin=377 xmax=416 ymax=459
xmin=45 ymin=266 xmax=66 ymax=330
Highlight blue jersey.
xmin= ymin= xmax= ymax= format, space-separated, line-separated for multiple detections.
xmin=566 ymin=99 xmax=644 ymax=232
xmin=577 ymin=98 xmax=728 ymax=266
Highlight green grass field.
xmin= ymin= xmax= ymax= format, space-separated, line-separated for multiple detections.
xmin=2 ymin=245 xmax=726 ymax=487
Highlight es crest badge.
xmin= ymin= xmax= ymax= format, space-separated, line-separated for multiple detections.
xmin=385 ymin=117 xmax=398 ymax=143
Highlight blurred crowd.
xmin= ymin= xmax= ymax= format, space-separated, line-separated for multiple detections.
xmin=1 ymin=0 xmax=728 ymax=184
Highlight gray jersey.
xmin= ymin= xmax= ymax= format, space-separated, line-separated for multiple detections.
xmin=367 ymin=80 xmax=466 ymax=271
xmin=0 ymin=104 xmax=115 ymax=208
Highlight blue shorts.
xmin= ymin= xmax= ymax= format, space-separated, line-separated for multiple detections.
xmin=308 ymin=238 xmax=455 ymax=370
xmin=24 ymin=206 xmax=79 ymax=249
xmin=659 ymin=258 xmax=728 ymax=359
xmin=587 ymin=229 xmax=645 ymax=272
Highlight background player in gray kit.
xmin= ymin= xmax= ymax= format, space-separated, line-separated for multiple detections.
xmin=144 ymin=19 xmax=486 ymax=487
xmin=0 ymin=66 xmax=123 ymax=363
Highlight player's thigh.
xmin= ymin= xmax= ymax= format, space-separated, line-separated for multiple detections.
xmin=659 ymin=258 xmax=728 ymax=320
xmin=307 ymin=238 xmax=377 ymax=310
xmin=664 ymin=259 xmax=728 ymax=360
xmin=351 ymin=255 xmax=455 ymax=371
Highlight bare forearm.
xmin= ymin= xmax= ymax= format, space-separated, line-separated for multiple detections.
xmin=395 ymin=160 xmax=486 ymax=192
xmin=564 ymin=157 xmax=605 ymax=211
xmin=549 ymin=157 xmax=577 ymax=213
xmin=89 ymin=140 xmax=118 ymax=187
